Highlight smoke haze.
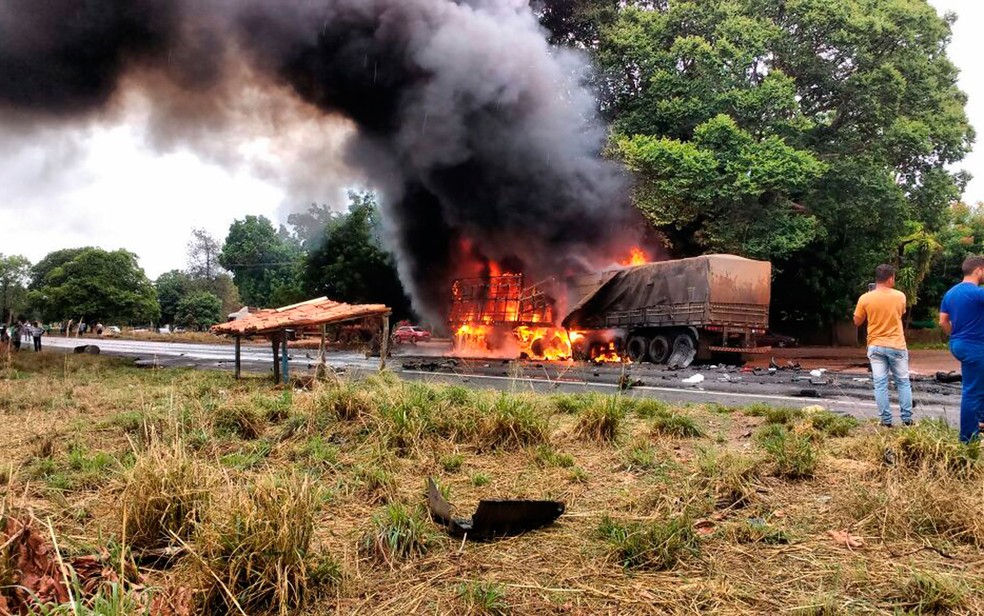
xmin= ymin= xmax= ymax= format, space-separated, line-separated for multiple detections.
xmin=0 ymin=0 xmax=629 ymax=320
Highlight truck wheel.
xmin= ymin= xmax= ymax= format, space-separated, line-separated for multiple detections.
xmin=626 ymin=336 xmax=648 ymax=363
xmin=648 ymin=335 xmax=671 ymax=364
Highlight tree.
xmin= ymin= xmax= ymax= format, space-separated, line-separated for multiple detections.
xmin=155 ymin=270 xmax=191 ymax=326
xmin=219 ymin=215 xmax=304 ymax=307
xmin=592 ymin=0 xmax=972 ymax=324
xmin=919 ymin=202 xmax=984 ymax=320
xmin=0 ymin=254 xmax=32 ymax=323
xmin=29 ymin=247 xmax=89 ymax=290
xmin=30 ymin=248 xmax=160 ymax=324
xmin=302 ymin=192 xmax=413 ymax=321
xmin=175 ymin=290 xmax=222 ymax=330
xmin=187 ymin=228 xmax=224 ymax=281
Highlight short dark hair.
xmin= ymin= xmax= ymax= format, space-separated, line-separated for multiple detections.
xmin=874 ymin=264 xmax=895 ymax=283
xmin=962 ymin=255 xmax=984 ymax=276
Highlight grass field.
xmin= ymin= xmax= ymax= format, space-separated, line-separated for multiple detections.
xmin=1 ymin=352 xmax=982 ymax=615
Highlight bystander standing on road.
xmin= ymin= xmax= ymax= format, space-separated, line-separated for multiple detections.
xmin=11 ymin=320 xmax=23 ymax=351
xmin=939 ymin=255 xmax=984 ymax=443
xmin=31 ymin=321 xmax=44 ymax=352
xmin=854 ymin=264 xmax=913 ymax=427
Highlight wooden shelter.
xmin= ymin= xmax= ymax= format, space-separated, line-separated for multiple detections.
xmin=211 ymin=297 xmax=392 ymax=382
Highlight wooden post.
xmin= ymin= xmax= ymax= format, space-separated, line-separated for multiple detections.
xmin=234 ymin=336 xmax=242 ymax=380
xmin=379 ymin=314 xmax=390 ymax=371
xmin=271 ymin=335 xmax=280 ymax=384
xmin=316 ymin=324 xmax=327 ymax=379
xmin=281 ymin=329 xmax=289 ymax=384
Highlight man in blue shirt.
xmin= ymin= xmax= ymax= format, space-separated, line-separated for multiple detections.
xmin=939 ymin=255 xmax=984 ymax=442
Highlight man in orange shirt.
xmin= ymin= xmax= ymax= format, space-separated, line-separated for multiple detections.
xmin=853 ymin=264 xmax=913 ymax=427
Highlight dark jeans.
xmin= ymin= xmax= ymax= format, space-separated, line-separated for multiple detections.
xmin=33 ymin=336 xmax=42 ymax=352
xmin=12 ymin=337 xmax=20 ymax=351
xmin=950 ymin=339 xmax=984 ymax=442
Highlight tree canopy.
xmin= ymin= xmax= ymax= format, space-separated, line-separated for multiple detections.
xmin=0 ymin=254 xmax=32 ymax=323
xmin=219 ymin=215 xmax=304 ymax=308
xmin=300 ymin=192 xmax=413 ymax=321
xmin=30 ymin=248 xmax=159 ymax=324
xmin=175 ymin=290 xmax=223 ymax=330
xmin=546 ymin=0 xmax=973 ymax=324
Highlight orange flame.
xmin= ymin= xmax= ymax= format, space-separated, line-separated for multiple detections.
xmin=620 ymin=247 xmax=648 ymax=266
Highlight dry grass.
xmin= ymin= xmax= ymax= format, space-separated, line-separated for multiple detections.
xmin=120 ymin=442 xmax=215 ymax=550
xmin=196 ymin=473 xmax=317 ymax=615
xmin=2 ymin=352 xmax=984 ymax=615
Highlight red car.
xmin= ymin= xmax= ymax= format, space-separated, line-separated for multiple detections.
xmin=392 ymin=325 xmax=431 ymax=344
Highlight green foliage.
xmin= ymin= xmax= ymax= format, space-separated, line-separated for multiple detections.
xmin=756 ymin=425 xmax=819 ymax=479
xmin=574 ymin=395 xmax=626 ymax=442
xmin=360 ymin=503 xmax=437 ymax=564
xmin=648 ymin=408 xmax=703 ymax=438
xmin=30 ymin=248 xmax=159 ymax=324
xmin=456 ymin=581 xmax=509 ymax=615
xmin=597 ymin=514 xmax=699 ymax=571
xmin=744 ymin=404 xmax=803 ymax=425
xmin=533 ymin=444 xmax=575 ymax=468
xmin=219 ymin=215 xmax=304 ymax=308
xmin=175 ymin=290 xmax=222 ymax=330
xmin=440 ymin=453 xmax=464 ymax=472
xmin=889 ymin=571 xmax=967 ymax=613
xmin=807 ymin=411 xmax=859 ymax=438
xmin=154 ymin=269 xmax=191 ymax=325
xmin=299 ymin=192 xmax=413 ymax=321
xmin=470 ymin=472 xmax=491 ymax=487
xmin=594 ymin=0 xmax=972 ymax=323
xmin=891 ymin=418 xmax=980 ymax=474
xmin=0 ymin=253 xmax=32 ymax=323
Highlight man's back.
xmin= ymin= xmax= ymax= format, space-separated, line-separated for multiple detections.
xmin=855 ymin=288 xmax=907 ymax=349
xmin=941 ymin=282 xmax=984 ymax=343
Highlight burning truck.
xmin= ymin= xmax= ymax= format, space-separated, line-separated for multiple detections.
xmin=449 ymin=254 xmax=772 ymax=367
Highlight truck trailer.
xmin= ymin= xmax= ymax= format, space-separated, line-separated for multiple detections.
xmin=562 ymin=254 xmax=772 ymax=366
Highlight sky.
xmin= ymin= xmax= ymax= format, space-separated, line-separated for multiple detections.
xmin=1 ymin=1 xmax=982 ymax=279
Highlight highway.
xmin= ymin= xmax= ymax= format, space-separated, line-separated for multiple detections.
xmin=41 ymin=336 xmax=963 ymax=425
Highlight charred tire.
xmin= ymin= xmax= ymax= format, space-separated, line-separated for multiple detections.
xmin=648 ymin=335 xmax=671 ymax=364
xmin=626 ymin=336 xmax=649 ymax=363
xmin=668 ymin=332 xmax=698 ymax=369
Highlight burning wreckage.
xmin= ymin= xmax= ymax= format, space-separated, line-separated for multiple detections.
xmin=448 ymin=253 xmax=773 ymax=368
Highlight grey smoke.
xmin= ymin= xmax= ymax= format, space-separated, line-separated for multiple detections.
xmin=0 ymin=0 xmax=630 ymax=320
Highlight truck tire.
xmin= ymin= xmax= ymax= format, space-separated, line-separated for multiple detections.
xmin=626 ymin=336 xmax=648 ymax=363
xmin=648 ymin=335 xmax=671 ymax=364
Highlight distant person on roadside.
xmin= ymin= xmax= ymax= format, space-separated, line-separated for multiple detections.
xmin=31 ymin=321 xmax=44 ymax=352
xmin=939 ymin=255 xmax=984 ymax=442
xmin=854 ymin=264 xmax=913 ymax=427
xmin=11 ymin=320 xmax=23 ymax=351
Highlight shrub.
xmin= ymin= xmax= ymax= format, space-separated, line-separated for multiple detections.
xmin=756 ymin=425 xmax=818 ymax=479
xmin=214 ymin=403 xmax=264 ymax=439
xmin=441 ymin=453 xmax=464 ymax=472
xmin=744 ymin=404 xmax=803 ymax=425
xmin=197 ymin=473 xmax=317 ymax=614
xmin=695 ymin=447 xmax=762 ymax=508
xmin=596 ymin=515 xmax=698 ymax=570
xmin=649 ymin=410 xmax=703 ymax=438
xmin=121 ymin=443 xmax=214 ymax=550
xmin=471 ymin=472 xmax=491 ymax=487
xmin=480 ymin=394 xmax=548 ymax=450
xmin=891 ymin=419 xmax=980 ymax=475
xmin=807 ymin=410 xmax=858 ymax=438
xmin=360 ymin=503 xmax=437 ymax=565
xmin=574 ymin=395 xmax=625 ymax=442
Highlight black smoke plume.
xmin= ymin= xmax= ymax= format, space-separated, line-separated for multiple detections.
xmin=0 ymin=0 xmax=629 ymax=320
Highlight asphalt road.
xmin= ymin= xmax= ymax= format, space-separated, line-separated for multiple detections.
xmin=41 ymin=337 xmax=963 ymax=425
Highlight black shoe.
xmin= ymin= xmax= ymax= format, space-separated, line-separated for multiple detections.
xmin=902 ymin=420 xmax=914 ymax=427
xmin=880 ymin=421 xmax=893 ymax=428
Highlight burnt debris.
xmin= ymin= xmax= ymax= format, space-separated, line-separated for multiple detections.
xmin=426 ymin=477 xmax=564 ymax=540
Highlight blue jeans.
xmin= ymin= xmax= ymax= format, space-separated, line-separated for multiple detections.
xmin=867 ymin=346 xmax=913 ymax=425
xmin=950 ymin=339 xmax=984 ymax=443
